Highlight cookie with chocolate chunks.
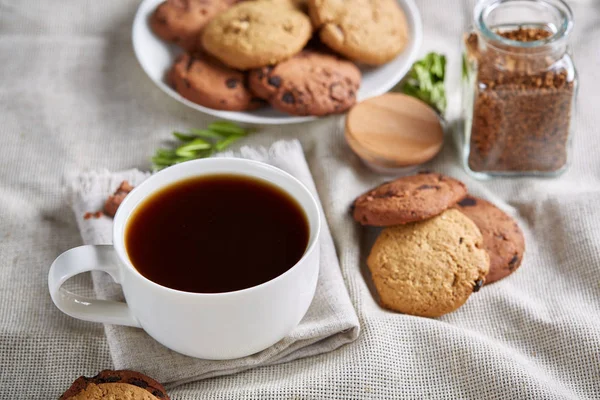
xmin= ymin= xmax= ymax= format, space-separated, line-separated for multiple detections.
xmin=248 ymin=50 xmax=361 ymax=116
xmin=367 ymin=209 xmax=490 ymax=317
xmin=353 ymin=173 xmax=467 ymax=226
xmin=168 ymin=52 xmax=265 ymax=111
xmin=150 ymin=0 xmax=237 ymax=51
xmin=454 ymin=195 xmax=525 ymax=284
xmin=60 ymin=370 xmax=170 ymax=400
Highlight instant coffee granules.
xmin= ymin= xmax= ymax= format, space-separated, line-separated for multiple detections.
xmin=462 ymin=0 xmax=577 ymax=178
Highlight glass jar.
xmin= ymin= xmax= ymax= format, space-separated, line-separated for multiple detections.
xmin=461 ymin=0 xmax=577 ymax=178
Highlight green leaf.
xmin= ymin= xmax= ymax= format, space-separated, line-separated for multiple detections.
xmin=151 ymin=156 xmax=176 ymax=166
xmin=155 ymin=149 xmax=178 ymax=158
xmin=173 ymin=156 xmax=197 ymax=164
xmin=150 ymin=122 xmax=252 ymax=170
xmin=401 ymin=84 xmax=419 ymax=97
xmin=208 ymin=121 xmax=243 ymax=129
xmin=215 ymin=135 xmax=243 ymax=151
xmin=176 ymin=138 xmax=211 ymax=154
xmin=401 ymin=52 xmax=447 ymax=114
xmin=208 ymin=121 xmax=247 ymax=136
xmin=430 ymin=83 xmax=447 ymax=113
xmin=151 ymin=147 xmax=180 ymax=170
xmin=175 ymin=148 xmax=196 ymax=158
xmin=189 ymin=128 xmax=224 ymax=140
xmin=193 ymin=149 xmax=214 ymax=159
xmin=173 ymin=131 xmax=196 ymax=141
xmin=430 ymin=53 xmax=445 ymax=78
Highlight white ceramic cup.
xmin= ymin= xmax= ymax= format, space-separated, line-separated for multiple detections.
xmin=48 ymin=158 xmax=321 ymax=359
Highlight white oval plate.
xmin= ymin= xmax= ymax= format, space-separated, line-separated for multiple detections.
xmin=132 ymin=0 xmax=423 ymax=125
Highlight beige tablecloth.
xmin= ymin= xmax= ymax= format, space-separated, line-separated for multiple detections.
xmin=1 ymin=0 xmax=599 ymax=398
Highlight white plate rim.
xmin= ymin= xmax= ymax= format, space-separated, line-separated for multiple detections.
xmin=132 ymin=0 xmax=423 ymax=125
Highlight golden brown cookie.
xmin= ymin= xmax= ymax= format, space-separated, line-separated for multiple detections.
xmin=66 ymin=383 xmax=159 ymax=400
xmin=60 ymin=370 xmax=169 ymax=400
xmin=150 ymin=0 xmax=237 ymax=51
xmin=367 ymin=209 xmax=490 ymax=317
xmin=168 ymin=52 xmax=265 ymax=111
xmin=352 ymin=173 xmax=468 ymax=226
xmin=200 ymin=1 xmax=313 ymax=70
xmin=248 ymin=50 xmax=361 ymax=116
xmin=455 ymin=196 xmax=525 ymax=284
xmin=308 ymin=0 xmax=409 ymax=65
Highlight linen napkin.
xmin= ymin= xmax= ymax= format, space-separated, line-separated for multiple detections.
xmin=68 ymin=140 xmax=360 ymax=386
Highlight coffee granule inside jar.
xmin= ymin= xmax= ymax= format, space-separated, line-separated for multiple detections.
xmin=465 ymin=28 xmax=575 ymax=173
xmin=498 ymin=27 xmax=551 ymax=42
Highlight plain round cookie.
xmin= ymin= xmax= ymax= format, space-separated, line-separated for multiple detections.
xmin=248 ymin=51 xmax=361 ymax=116
xmin=200 ymin=1 xmax=313 ymax=70
xmin=454 ymin=196 xmax=525 ymax=284
xmin=60 ymin=370 xmax=169 ymax=400
xmin=367 ymin=209 xmax=490 ymax=317
xmin=308 ymin=0 xmax=409 ymax=65
xmin=150 ymin=0 xmax=237 ymax=51
xmin=168 ymin=53 xmax=264 ymax=111
xmin=353 ymin=173 xmax=468 ymax=226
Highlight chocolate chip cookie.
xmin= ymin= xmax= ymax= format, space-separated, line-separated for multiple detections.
xmin=308 ymin=0 xmax=409 ymax=65
xmin=368 ymin=209 xmax=490 ymax=317
xmin=150 ymin=0 xmax=237 ymax=51
xmin=60 ymin=370 xmax=169 ymax=400
xmin=455 ymin=196 xmax=525 ymax=284
xmin=168 ymin=52 xmax=264 ymax=111
xmin=201 ymin=1 xmax=313 ymax=70
xmin=249 ymin=50 xmax=361 ymax=116
xmin=353 ymin=173 xmax=468 ymax=226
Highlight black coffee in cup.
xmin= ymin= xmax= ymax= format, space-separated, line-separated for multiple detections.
xmin=125 ymin=174 xmax=309 ymax=293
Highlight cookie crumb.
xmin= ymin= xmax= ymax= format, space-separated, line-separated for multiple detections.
xmin=104 ymin=181 xmax=134 ymax=218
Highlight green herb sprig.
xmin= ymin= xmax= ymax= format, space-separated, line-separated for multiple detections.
xmin=401 ymin=52 xmax=447 ymax=115
xmin=151 ymin=121 xmax=252 ymax=171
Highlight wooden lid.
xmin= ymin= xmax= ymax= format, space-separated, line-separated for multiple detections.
xmin=345 ymin=93 xmax=444 ymax=168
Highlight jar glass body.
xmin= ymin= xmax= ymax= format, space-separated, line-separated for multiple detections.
xmin=461 ymin=0 xmax=578 ymax=178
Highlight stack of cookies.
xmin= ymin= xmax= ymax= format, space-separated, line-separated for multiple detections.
xmin=352 ymin=172 xmax=525 ymax=317
xmin=150 ymin=0 xmax=410 ymax=116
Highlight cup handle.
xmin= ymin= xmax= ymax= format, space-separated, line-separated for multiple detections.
xmin=48 ymin=245 xmax=141 ymax=328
